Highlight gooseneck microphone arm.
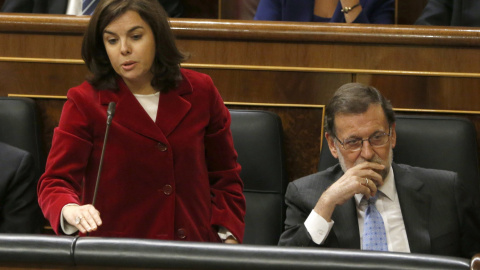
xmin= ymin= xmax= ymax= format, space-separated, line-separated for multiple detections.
xmin=92 ymin=102 xmax=116 ymax=206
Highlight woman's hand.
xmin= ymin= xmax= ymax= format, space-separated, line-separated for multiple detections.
xmin=224 ymin=237 xmax=239 ymax=244
xmin=62 ymin=204 xmax=102 ymax=233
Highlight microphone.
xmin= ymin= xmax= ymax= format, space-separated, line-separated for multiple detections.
xmin=106 ymin=101 xmax=116 ymax=125
xmin=92 ymin=102 xmax=116 ymax=206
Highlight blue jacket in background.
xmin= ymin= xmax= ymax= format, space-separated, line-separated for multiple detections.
xmin=254 ymin=0 xmax=395 ymax=24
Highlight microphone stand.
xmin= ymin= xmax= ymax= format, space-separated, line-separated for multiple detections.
xmin=86 ymin=102 xmax=115 ymax=237
xmin=92 ymin=102 xmax=116 ymax=206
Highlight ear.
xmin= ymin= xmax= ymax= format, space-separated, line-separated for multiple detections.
xmin=390 ymin=123 xmax=397 ymax=149
xmin=325 ymin=132 xmax=339 ymax=159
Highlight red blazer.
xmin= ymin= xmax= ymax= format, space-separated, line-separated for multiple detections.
xmin=38 ymin=69 xmax=246 ymax=242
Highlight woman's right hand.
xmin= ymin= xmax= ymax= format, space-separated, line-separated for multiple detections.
xmin=62 ymin=204 xmax=102 ymax=233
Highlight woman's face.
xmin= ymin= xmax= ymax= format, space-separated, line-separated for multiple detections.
xmin=102 ymin=10 xmax=156 ymax=90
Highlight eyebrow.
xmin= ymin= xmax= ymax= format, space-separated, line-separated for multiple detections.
xmin=346 ymin=130 xmax=388 ymax=139
xmin=103 ymin=26 xmax=144 ymax=35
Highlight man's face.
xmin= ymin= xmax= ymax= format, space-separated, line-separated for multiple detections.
xmin=326 ymin=104 xmax=396 ymax=181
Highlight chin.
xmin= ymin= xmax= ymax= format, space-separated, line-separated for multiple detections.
xmin=378 ymin=167 xmax=390 ymax=180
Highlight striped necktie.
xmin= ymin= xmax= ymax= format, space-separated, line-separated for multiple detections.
xmin=82 ymin=0 xmax=98 ymax=15
xmin=362 ymin=194 xmax=388 ymax=251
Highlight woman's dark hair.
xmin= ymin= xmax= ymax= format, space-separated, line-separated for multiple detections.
xmin=81 ymin=0 xmax=186 ymax=93
xmin=325 ymin=83 xmax=395 ymax=135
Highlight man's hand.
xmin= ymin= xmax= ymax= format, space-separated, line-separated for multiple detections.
xmin=314 ymin=162 xmax=385 ymax=221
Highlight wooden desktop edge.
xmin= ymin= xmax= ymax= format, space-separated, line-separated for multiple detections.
xmin=1 ymin=14 xmax=480 ymax=47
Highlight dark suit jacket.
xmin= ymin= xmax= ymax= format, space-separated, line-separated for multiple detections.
xmin=1 ymin=0 xmax=183 ymax=17
xmin=278 ymin=163 xmax=480 ymax=259
xmin=1 ymin=0 xmax=67 ymax=14
xmin=254 ymin=0 xmax=394 ymax=24
xmin=0 ymin=142 xmax=43 ymax=233
xmin=415 ymin=0 xmax=480 ymax=26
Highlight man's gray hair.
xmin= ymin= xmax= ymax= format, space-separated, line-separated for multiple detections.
xmin=324 ymin=83 xmax=395 ymax=135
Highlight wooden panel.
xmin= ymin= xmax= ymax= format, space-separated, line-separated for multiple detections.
xmin=0 ymin=33 xmax=83 ymax=59
xmin=0 ymin=14 xmax=87 ymax=33
xmin=0 ymin=61 xmax=351 ymax=105
xmin=0 ymin=62 xmax=87 ymax=96
xmin=190 ymin=68 xmax=351 ymax=104
xmin=358 ymin=75 xmax=480 ymax=111
xmin=171 ymin=19 xmax=480 ymax=46
xmin=179 ymin=39 xmax=480 ymax=73
xmin=2 ymin=15 xmax=480 ymax=183
xmin=35 ymin=99 xmax=64 ymax=152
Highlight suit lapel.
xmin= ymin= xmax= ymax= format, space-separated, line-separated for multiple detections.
xmin=393 ymin=163 xmax=431 ymax=254
xmin=156 ymin=76 xmax=192 ymax=137
xmin=328 ymin=167 xmax=361 ymax=249
xmin=331 ymin=198 xmax=360 ymax=249
xmin=98 ymin=76 xmax=192 ymax=142
xmin=47 ymin=0 xmax=68 ymax=13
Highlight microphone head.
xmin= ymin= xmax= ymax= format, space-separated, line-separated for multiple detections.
xmin=107 ymin=102 xmax=116 ymax=117
xmin=107 ymin=102 xmax=116 ymax=124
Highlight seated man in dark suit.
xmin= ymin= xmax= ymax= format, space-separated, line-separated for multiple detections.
xmin=415 ymin=0 xmax=480 ymax=26
xmin=278 ymin=83 xmax=480 ymax=258
xmin=0 ymin=142 xmax=43 ymax=233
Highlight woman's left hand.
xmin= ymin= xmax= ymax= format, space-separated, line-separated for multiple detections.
xmin=63 ymin=204 xmax=102 ymax=234
xmin=224 ymin=237 xmax=239 ymax=244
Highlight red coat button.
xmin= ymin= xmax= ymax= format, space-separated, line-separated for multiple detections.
xmin=177 ymin=228 xmax=186 ymax=239
xmin=163 ymin=184 xmax=173 ymax=195
xmin=156 ymin=142 xmax=168 ymax=152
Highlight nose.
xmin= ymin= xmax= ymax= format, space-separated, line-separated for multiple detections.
xmin=360 ymin=140 xmax=375 ymax=160
xmin=120 ymin=39 xmax=131 ymax=55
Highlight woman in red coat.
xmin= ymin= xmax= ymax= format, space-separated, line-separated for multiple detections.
xmin=37 ymin=0 xmax=246 ymax=243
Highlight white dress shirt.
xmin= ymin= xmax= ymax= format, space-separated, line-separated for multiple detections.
xmin=66 ymin=0 xmax=82 ymax=15
xmin=305 ymin=166 xmax=411 ymax=252
xmin=133 ymin=92 xmax=160 ymax=122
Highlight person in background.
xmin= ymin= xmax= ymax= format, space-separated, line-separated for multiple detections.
xmin=222 ymin=0 xmax=260 ymax=20
xmin=415 ymin=0 xmax=480 ymax=27
xmin=37 ymin=0 xmax=245 ymax=243
xmin=0 ymin=141 xmax=43 ymax=233
xmin=1 ymin=0 xmax=183 ymax=17
xmin=278 ymin=83 xmax=480 ymax=258
xmin=254 ymin=0 xmax=394 ymax=24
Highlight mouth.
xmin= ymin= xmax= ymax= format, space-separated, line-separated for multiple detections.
xmin=121 ymin=61 xmax=136 ymax=70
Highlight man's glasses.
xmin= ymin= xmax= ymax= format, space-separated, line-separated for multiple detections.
xmin=334 ymin=129 xmax=391 ymax=151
